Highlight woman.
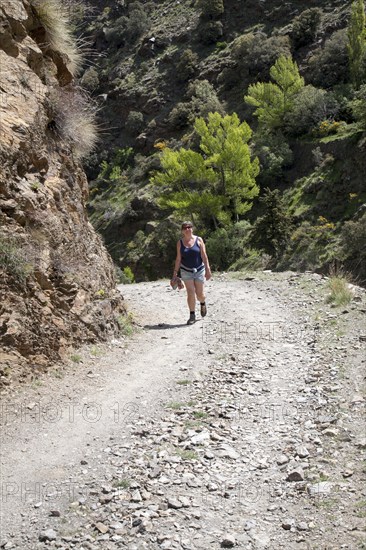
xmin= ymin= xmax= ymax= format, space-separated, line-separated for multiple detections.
xmin=172 ymin=221 xmax=212 ymax=325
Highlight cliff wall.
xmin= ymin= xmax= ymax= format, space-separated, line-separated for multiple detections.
xmin=0 ymin=0 xmax=124 ymax=386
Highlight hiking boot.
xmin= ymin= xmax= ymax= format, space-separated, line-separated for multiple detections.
xmin=200 ymin=303 xmax=207 ymax=317
xmin=187 ymin=313 xmax=196 ymax=325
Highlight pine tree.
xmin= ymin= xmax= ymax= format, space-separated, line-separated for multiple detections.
xmin=151 ymin=113 xmax=259 ymax=226
xmin=195 ymin=112 xmax=260 ymax=221
xmin=244 ymin=55 xmax=304 ymax=130
xmin=347 ymin=0 xmax=366 ymax=88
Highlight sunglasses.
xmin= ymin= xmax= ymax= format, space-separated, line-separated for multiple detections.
xmin=182 ymin=226 xmax=192 ymax=229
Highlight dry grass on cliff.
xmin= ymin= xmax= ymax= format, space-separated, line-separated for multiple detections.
xmin=30 ymin=0 xmax=83 ymax=75
xmin=50 ymin=86 xmax=99 ymax=158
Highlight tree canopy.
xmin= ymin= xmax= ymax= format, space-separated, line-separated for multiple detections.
xmin=151 ymin=112 xmax=260 ymax=227
xmin=244 ymin=55 xmax=305 ymax=130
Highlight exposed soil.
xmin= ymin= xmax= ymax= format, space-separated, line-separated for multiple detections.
xmin=0 ymin=272 xmax=365 ymax=550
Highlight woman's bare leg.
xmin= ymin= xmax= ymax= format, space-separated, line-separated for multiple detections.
xmin=194 ymin=280 xmax=205 ymax=303
xmin=184 ymin=280 xmax=196 ymax=312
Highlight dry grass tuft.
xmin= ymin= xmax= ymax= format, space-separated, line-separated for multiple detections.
xmin=326 ymin=276 xmax=353 ymax=306
xmin=325 ymin=266 xmax=354 ymax=307
xmin=30 ymin=0 xmax=83 ymax=75
xmin=49 ymin=86 xmax=99 ymax=158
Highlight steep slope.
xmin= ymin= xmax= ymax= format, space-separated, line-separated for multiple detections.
xmin=79 ymin=0 xmax=351 ymax=155
xmin=0 ymin=0 xmax=124 ymax=386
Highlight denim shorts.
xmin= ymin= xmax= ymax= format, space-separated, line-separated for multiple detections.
xmin=180 ymin=267 xmax=205 ymax=283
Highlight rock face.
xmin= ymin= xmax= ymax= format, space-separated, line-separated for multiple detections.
xmin=0 ymin=0 xmax=124 ymax=385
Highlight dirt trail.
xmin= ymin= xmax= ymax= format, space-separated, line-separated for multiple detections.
xmin=0 ymin=273 xmax=365 ymax=550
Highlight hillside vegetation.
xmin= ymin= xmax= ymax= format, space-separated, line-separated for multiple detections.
xmin=75 ymin=0 xmax=365 ymax=283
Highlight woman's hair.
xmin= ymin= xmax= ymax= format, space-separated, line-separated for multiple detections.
xmin=181 ymin=221 xmax=193 ymax=228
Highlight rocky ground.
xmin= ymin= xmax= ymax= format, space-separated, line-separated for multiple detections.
xmin=0 ymin=272 xmax=365 ymax=549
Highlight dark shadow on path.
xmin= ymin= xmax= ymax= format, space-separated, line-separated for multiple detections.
xmin=144 ymin=323 xmax=194 ymax=330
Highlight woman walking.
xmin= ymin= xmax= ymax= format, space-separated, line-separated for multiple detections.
xmin=171 ymin=221 xmax=212 ymax=325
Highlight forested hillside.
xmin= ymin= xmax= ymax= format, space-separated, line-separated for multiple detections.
xmin=74 ymin=0 xmax=365 ymax=283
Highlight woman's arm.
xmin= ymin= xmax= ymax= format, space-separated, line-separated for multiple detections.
xmin=198 ymin=237 xmax=212 ymax=280
xmin=172 ymin=240 xmax=181 ymax=279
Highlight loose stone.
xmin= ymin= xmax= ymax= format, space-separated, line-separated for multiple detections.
xmin=221 ymin=534 xmax=236 ymax=547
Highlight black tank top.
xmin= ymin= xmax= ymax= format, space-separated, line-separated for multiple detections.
xmin=180 ymin=237 xmax=203 ymax=269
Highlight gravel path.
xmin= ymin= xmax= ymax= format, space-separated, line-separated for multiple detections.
xmin=0 ymin=272 xmax=365 ymax=550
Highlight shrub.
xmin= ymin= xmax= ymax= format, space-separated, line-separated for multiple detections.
xmin=216 ymin=41 xmax=227 ymax=50
xmin=205 ymin=221 xmax=253 ymax=271
xmin=117 ymin=312 xmax=134 ymax=336
xmin=125 ymin=5 xmax=149 ymax=40
xmin=251 ymin=35 xmax=292 ymax=79
xmin=232 ymin=33 xmax=292 ymax=82
xmin=176 ymin=49 xmax=199 ymax=82
xmin=314 ymin=119 xmax=345 ymax=137
xmin=168 ymin=80 xmax=224 ymax=130
xmin=187 ymin=79 xmax=225 ymax=119
xmin=284 ymin=219 xmax=338 ymax=271
xmin=284 ymin=85 xmax=339 ymax=136
xmin=123 ymin=266 xmax=135 ymax=283
xmin=129 ymin=153 xmax=161 ymax=186
xmin=291 ymin=8 xmax=322 ymax=48
xmin=116 ymin=266 xmax=135 ymax=284
xmin=48 ymin=86 xmax=98 ymax=159
xmin=80 ymin=67 xmax=99 ymax=91
xmin=197 ymin=0 xmax=224 ymax=19
xmin=104 ymin=20 xmax=125 ymax=46
xmin=253 ymin=131 xmax=293 ymax=183
xmin=229 ymin=248 xmax=271 ymax=271
xmin=205 ymin=228 xmax=232 ymax=270
xmin=109 ymin=166 xmax=122 ymax=181
xmin=30 ymin=0 xmax=82 ymax=75
xmin=168 ymin=102 xmax=191 ymax=129
xmin=0 ymin=233 xmax=34 ymax=284
xmin=119 ymin=221 xmax=179 ymax=281
xmin=125 ymin=111 xmax=144 ymax=135
xmin=199 ymin=20 xmax=223 ymax=44
xmin=307 ymin=30 xmax=349 ymax=88
xmin=231 ymin=33 xmax=254 ymax=63
xmin=105 ymin=2 xmax=149 ymax=46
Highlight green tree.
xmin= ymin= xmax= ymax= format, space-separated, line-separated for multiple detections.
xmin=195 ymin=112 xmax=260 ymax=220
xmin=308 ymin=29 xmax=349 ymax=88
xmin=244 ymin=55 xmax=305 ymax=130
xmin=347 ymin=0 xmax=366 ymax=88
xmin=292 ymin=8 xmax=322 ymax=48
xmin=251 ymin=188 xmax=293 ymax=258
xmin=152 ymin=147 xmax=229 ymax=225
xmin=151 ymin=112 xmax=259 ymax=226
